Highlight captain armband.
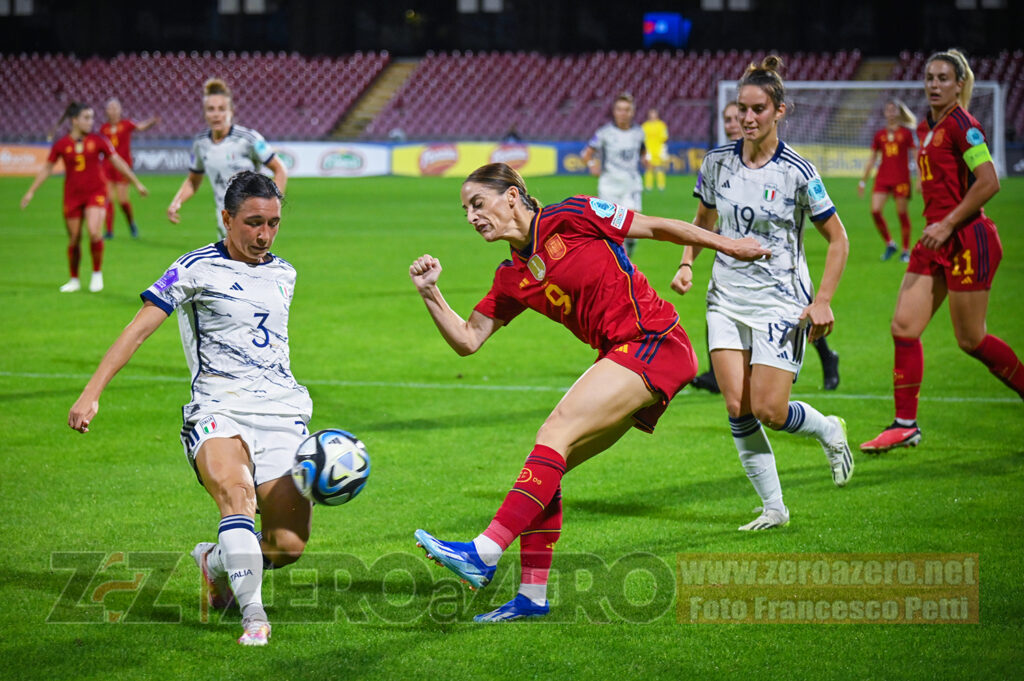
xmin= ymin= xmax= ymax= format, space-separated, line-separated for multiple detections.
xmin=962 ymin=143 xmax=992 ymax=172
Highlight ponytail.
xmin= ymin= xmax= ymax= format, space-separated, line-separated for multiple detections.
xmin=48 ymin=101 xmax=88 ymax=142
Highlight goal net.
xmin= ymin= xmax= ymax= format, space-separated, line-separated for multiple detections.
xmin=716 ymin=80 xmax=1006 ymax=177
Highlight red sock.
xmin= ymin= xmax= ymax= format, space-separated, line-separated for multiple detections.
xmin=520 ymin=487 xmax=562 ymax=585
xmin=898 ymin=212 xmax=912 ymax=251
xmin=105 ymin=201 xmax=114 ymax=234
xmin=893 ymin=336 xmax=923 ymax=421
xmin=67 ymin=244 xmax=81 ymax=278
xmin=969 ymin=335 xmax=1024 ymax=398
xmin=89 ymin=239 xmax=104 ymax=272
xmin=483 ymin=445 xmax=566 ymax=551
xmin=871 ymin=211 xmax=892 ymax=243
xmin=120 ymin=201 xmax=134 ymax=224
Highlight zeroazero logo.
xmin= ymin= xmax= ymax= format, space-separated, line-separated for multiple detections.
xmin=319 ymin=149 xmax=366 ymax=174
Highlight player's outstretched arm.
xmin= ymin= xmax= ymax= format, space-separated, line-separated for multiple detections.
xmin=409 ymin=254 xmax=504 ymax=356
xmin=68 ymin=303 xmax=168 ymax=433
xmin=671 ymin=203 xmax=719 ymax=295
xmin=801 ymin=213 xmax=850 ymax=342
xmin=20 ymin=161 xmax=55 ymax=209
xmin=109 ymin=154 xmax=148 ymax=197
xmin=167 ymin=172 xmax=203 ymax=224
xmin=630 ymin=213 xmax=770 ymax=262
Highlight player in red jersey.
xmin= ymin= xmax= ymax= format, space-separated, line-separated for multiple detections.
xmin=861 ymin=49 xmax=1024 ymax=453
xmin=410 ymin=163 xmax=769 ymax=622
xmin=100 ymin=98 xmax=158 ymax=239
xmin=21 ymin=102 xmax=148 ymax=293
xmin=859 ymin=99 xmax=918 ymax=262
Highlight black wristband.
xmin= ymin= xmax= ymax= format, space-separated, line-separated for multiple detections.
xmin=678 ymin=263 xmax=692 ymax=269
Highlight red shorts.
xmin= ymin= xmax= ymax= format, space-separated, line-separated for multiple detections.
xmin=598 ymin=324 xmax=698 ymax=433
xmin=874 ymin=178 xmax=911 ymax=198
xmin=64 ymin=191 xmax=107 ymax=218
xmin=103 ymin=158 xmax=129 ymax=184
xmin=906 ymin=215 xmax=1002 ymax=291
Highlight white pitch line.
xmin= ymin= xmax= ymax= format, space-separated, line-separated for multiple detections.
xmin=0 ymin=370 xmax=1019 ymax=404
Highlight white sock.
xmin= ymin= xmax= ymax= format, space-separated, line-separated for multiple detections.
xmin=472 ymin=534 xmax=503 ymax=567
xmin=782 ymin=401 xmax=835 ymax=442
xmin=518 ymin=583 xmax=547 ymax=605
xmin=895 ymin=417 xmax=916 ymax=427
xmin=731 ymin=415 xmax=785 ymax=513
xmin=218 ymin=514 xmax=266 ymax=622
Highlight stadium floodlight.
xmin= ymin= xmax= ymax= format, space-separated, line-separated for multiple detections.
xmin=716 ymin=80 xmax=1006 ymax=177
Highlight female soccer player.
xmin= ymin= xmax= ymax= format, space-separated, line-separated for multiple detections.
xmin=642 ymin=108 xmax=669 ymax=192
xmin=858 ymin=99 xmax=917 ymax=262
xmin=69 ymin=172 xmax=311 ymax=646
xmin=686 ymin=100 xmax=841 ymax=393
xmin=100 ymin=97 xmax=158 ymax=238
xmin=20 ymin=102 xmax=148 ymax=293
xmin=167 ymin=78 xmax=287 ymax=238
xmin=671 ymin=57 xmax=853 ymax=531
xmin=861 ymin=50 xmax=1024 ymax=453
xmin=410 ymin=162 xmax=769 ymax=622
xmin=581 ymin=93 xmax=646 ymax=257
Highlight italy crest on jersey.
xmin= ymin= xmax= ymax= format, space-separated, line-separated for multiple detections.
xmin=763 ymin=184 xmax=778 ymax=202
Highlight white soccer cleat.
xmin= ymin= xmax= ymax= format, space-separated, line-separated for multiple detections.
xmin=823 ymin=415 xmax=854 ymax=487
xmin=89 ymin=271 xmax=104 ymax=292
xmin=238 ymin=618 xmax=271 ymax=646
xmin=738 ymin=507 xmax=790 ymax=531
xmin=191 ymin=542 xmax=235 ymax=610
xmin=59 ymin=278 xmax=81 ymax=293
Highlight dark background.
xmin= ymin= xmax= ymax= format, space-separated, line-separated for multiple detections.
xmin=0 ymin=0 xmax=1019 ymax=57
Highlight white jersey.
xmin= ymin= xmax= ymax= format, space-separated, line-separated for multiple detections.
xmin=141 ymin=242 xmax=312 ymax=424
xmin=189 ymin=125 xmax=275 ymax=214
xmin=588 ymin=123 xmax=645 ymax=199
xmin=694 ymin=140 xmax=837 ymax=330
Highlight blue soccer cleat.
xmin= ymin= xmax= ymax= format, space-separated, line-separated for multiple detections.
xmin=474 ymin=594 xmax=550 ymax=622
xmin=881 ymin=243 xmax=898 ymax=261
xmin=415 ymin=529 xmax=496 ymax=589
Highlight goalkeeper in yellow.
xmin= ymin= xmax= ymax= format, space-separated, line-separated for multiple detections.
xmin=642 ymin=109 xmax=669 ymax=191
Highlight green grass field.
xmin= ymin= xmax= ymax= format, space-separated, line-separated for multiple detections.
xmin=2 ymin=173 xmax=1022 ymax=680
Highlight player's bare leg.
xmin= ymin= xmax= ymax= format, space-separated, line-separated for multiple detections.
xmin=84 ymin=206 xmax=106 ymax=292
xmin=61 ymin=216 xmax=83 ymax=292
xmin=871 ymin=192 xmax=897 ymax=260
xmin=195 ymin=437 xmax=270 ymax=645
xmin=255 ymin=475 xmax=312 ymax=569
xmin=862 ymin=273 xmax=945 ymax=452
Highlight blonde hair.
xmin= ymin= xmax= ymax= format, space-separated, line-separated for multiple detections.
xmin=887 ymin=98 xmax=917 ymax=128
xmin=926 ymin=49 xmax=974 ymax=111
xmin=614 ymin=92 xmax=635 ymax=107
xmin=464 ymin=163 xmax=541 ymax=212
xmin=738 ymin=55 xmax=786 ymax=110
xmin=203 ymin=78 xmax=233 ymax=105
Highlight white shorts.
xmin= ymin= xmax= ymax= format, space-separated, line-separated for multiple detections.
xmin=181 ymin=412 xmax=309 ymax=487
xmin=598 ymin=177 xmax=642 ymax=212
xmin=706 ymin=310 xmax=805 ymax=377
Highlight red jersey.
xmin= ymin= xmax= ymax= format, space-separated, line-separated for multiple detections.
xmin=871 ymin=126 xmax=914 ymax=185
xmin=47 ymin=133 xmax=115 ymax=199
xmin=99 ymin=119 xmax=138 ymax=166
xmin=474 ymin=195 xmax=679 ymax=352
xmin=917 ymin=105 xmax=987 ymax=225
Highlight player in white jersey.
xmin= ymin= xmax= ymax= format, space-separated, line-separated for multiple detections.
xmin=70 ymin=172 xmax=310 ymax=647
xmin=167 ymin=78 xmax=287 ymax=239
xmin=581 ymin=92 xmax=646 ymax=257
xmin=672 ymin=56 xmax=853 ymax=531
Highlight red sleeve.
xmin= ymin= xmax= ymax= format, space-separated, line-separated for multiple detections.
xmin=97 ymin=134 xmax=116 ymax=158
xmin=570 ymin=195 xmax=635 ymax=244
xmin=46 ymin=141 xmax=60 ymax=164
xmin=125 ymin=119 xmax=138 ymax=132
xmin=473 ymin=262 xmax=526 ymax=324
xmin=951 ymin=113 xmax=987 ymax=157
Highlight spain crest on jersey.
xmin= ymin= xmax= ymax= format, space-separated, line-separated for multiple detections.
xmin=544 ymin=234 xmax=567 ymax=260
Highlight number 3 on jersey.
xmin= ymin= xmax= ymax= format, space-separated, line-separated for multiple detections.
xmin=253 ymin=312 xmax=270 ymax=347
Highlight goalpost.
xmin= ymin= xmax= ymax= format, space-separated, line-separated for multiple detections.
xmin=716 ymin=80 xmax=1006 ymax=177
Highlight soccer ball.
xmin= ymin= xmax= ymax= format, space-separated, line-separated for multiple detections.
xmin=291 ymin=429 xmax=370 ymax=506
